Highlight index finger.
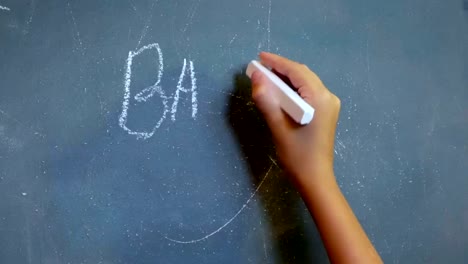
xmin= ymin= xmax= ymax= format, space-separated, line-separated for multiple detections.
xmin=259 ymin=52 xmax=309 ymax=89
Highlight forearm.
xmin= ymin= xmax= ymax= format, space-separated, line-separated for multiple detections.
xmin=250 ymin=52 xmax=381 ymax=263
xmin=297 ymin=171 xmax=382 ymax=264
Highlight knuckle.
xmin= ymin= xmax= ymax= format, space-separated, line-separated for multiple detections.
xmin=298 ymin=63 xmax=309 ymax=71
xmin=319 ymin=92 xmax=341 ymax=109
xmin=329 ymin=95 xmax=341 ymax=112
xmin=334 ymin=96 xmax=341 ymax=107
xmin=335 ymin=98 xmax=341 ymax=111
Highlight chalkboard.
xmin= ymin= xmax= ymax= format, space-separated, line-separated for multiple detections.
xmin=1 ymin=0 xmax=467 ymax=263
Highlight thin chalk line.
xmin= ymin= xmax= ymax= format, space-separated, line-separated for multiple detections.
xmin=169 ymin=16 xmax=183 ymax=59
xmin=202 ymin=87 xmax=245 ymax=100
xmin=164 ymin=158 xmax=277 ymax=244
xmin=229 ymin=34 xmax=237 ymax=45
xmin=366 ymin=31 xmax=371 ymax=90
xmin=261 ymin=219 xmax=268 ymax=259
xmin=181 ymin=0 xmax=200 ymax=34
xmin=0 ymin=5 xmax=10 ymax=11
xmin=266 ymin=0 xmax=272 ymax=51
xmin=0 ymin=107 xmax=45 ymax=137
xmin=24 ymin=0 xmax=36 ymax=33
xmin=67 ymin=1 xmax=84 ymax=53
xmin=136 ymin=18 xmax=151 ymax=49
xmin=0 ymin=108 xmax=21 ymax=125
xmin=136 ymin=0 xmax=159 ymax=48
xmin=127 ymin=0 xmax=137 ymax=12
xmin=119 ymin=43 xmax=169 ymax=140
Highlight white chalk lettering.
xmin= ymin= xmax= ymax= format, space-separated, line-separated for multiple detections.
xmin=171 ymin=59 xmax=198 ymax=121
xmin=119 ymin=43 xmax=198 ymax=139
xmin=119 ymin=43 xmax=169 ymax=140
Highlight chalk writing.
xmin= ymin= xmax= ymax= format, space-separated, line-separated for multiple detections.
xmin=164 ymin=158 xmax=278 ymax=244
xmin=0 ymin=5 xmax=10 ymax=11
xmin=171 ymin=59 xmax=198 ymax=121
xmin=134 ymin=44 xmax=164 ymax=103
xmin=119 ymin=43 xmax=198 ymax=139
xmin=119 ymin=43 xmax=168 ymax=140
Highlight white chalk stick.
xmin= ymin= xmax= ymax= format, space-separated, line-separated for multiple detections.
xmin=246 ymin=60 xmax=315 ymax=125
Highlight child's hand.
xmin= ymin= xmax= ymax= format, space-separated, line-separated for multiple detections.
xmin=251 ymin=52 xmax=341 ymax=186
xmin=252 ymin=53 xmax=382 ymax=264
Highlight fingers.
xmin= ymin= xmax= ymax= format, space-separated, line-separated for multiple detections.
xmin=259 ymin=52 xmax=298 ymax=78
xmin=250 ymin=70 xmax=289 ymax=135
xmin=259 ymin=52 xmax=311 ymax=89
xmin=259 ymin=51 xmax=327 ymax=106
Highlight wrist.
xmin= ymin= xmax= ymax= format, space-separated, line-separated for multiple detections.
xmin=293 ymin=167 xmax=338 ymax=196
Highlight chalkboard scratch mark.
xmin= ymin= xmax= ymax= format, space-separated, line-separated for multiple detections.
xmin=227 ymin=37 xmax=236 ymax=69
xmin=0 ymin=108 xmax=21 ymax=125
xmin=427 ymin=101 xmax=441 ymax=137
xmin=23 ymin=0 xmax=36 ymax=34
xmin=67 ymin=1 xmax=84 ymax=54
xmin=256 ymin=19 xmax=263 ymax=52
xmin=203 ymin=87 xmax=245 ymax=101
xmin=366 ymin=33 xmax=371 ymax=90
xmin=25 ymin=216 xmax=33 ymax=264
xmin=164 ymin=160 xmax=277 ymax=244
xmin=127 ymin=0 xmax=137 ymax=12
xmin=136 ymin=16 xmax=152 ymax=48
xmin=127 ymin=27 xmax=132 ymax=41
xmin=260 ymin=219 xmax=268 ymax=260
xmin=205 ymin=110 xmax=222 ymax=116
xmin=0 ymin=126 xmax=24 ymax=152
xmin=266 ymin=0 xmax=272 ymax=51
xmin=334 ymin=139 xmax=346 ymax=160
xmin=0 ymin=108 xmax=45 ymax=138
xmin=170 ymin=17 xmax=182 ymax=59
xmin=229 ymin=34 xmax=237 ymax=45
xmin=0 ymin=5 xmax=10 ymax=11
xmin=227 ymin=35 xmax=238 ymax=68
xmin=136 ymin=0 xmax=158 ymax=49
xmin=181 ymin=0 xmax=200 ymax=34
xmin=96 ymin=90 xmax=106 ymax=117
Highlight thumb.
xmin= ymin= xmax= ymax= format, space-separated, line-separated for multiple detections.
xmin=251 ymin=70 xmax=289 ymax=134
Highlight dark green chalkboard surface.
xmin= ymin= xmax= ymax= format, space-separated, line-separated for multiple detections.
xmin=1 ymin=0 xmax=467 ymax=263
